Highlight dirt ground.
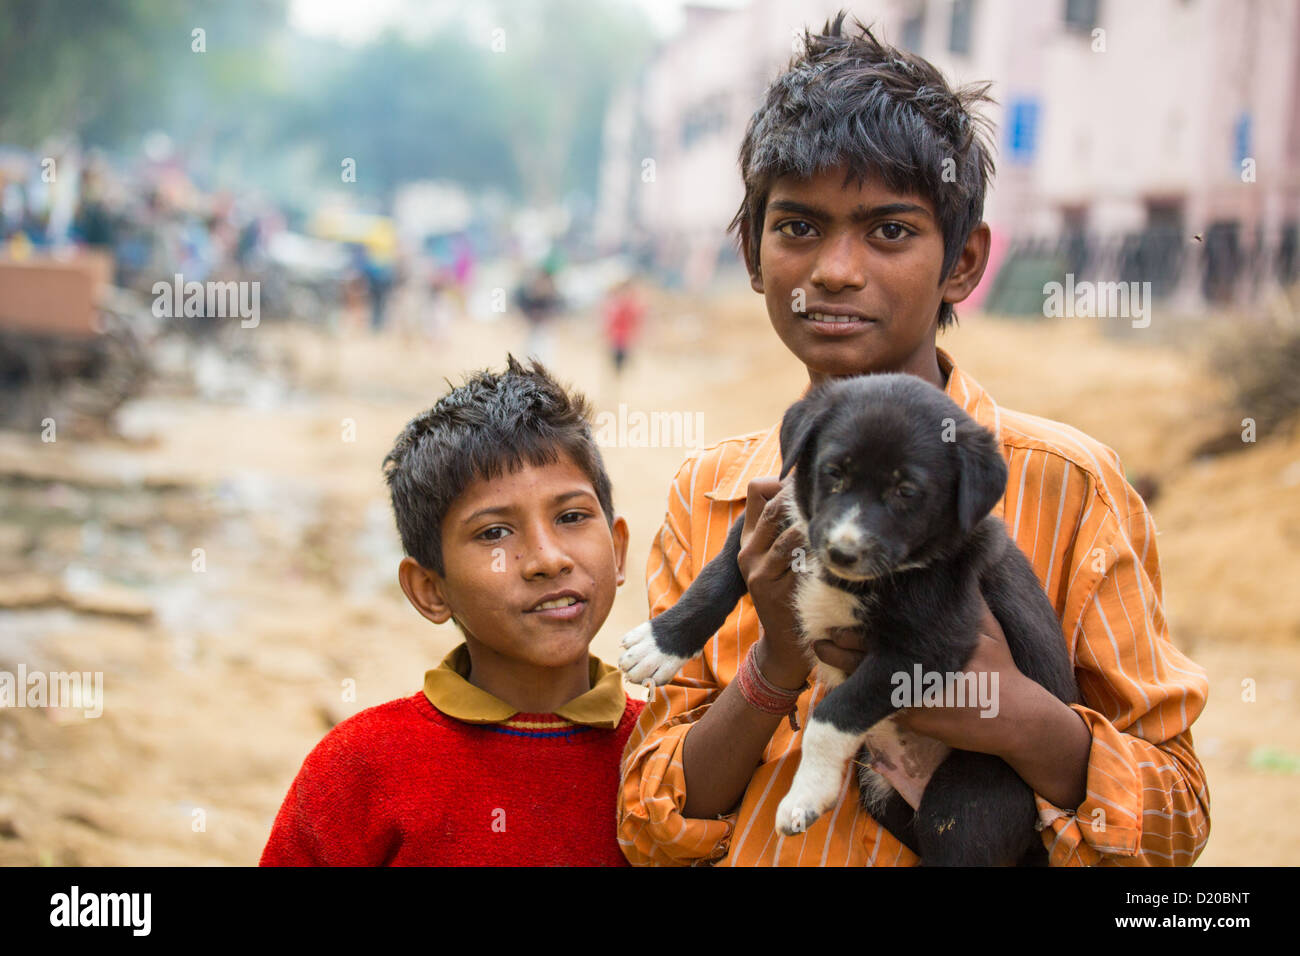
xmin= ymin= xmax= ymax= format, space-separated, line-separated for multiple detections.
xmin=1 ymin=284 xmax=1297 ymax=865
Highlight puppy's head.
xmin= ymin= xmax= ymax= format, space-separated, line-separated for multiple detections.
xmin=779 ymin=374 xmax=1007 ymax=581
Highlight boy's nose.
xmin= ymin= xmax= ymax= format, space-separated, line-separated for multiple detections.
xmin=521 ymin=530 xmax=574 ymax=578
xmin=810 ymin=233 xmax=866 ymax=291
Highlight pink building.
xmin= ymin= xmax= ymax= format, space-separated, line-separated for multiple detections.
xmin=596 ymin=0 xmax=1300 ymax=308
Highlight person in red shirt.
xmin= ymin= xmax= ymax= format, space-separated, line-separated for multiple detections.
xmin=261 ymin=355 xmax=641 ymax=866
xmin=602 ymin=277 xmax=645 ymax=378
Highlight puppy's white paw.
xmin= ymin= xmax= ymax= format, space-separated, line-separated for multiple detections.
xmin=776 ymin=783 xmax=831 ymax=836
xmin=618 ymin=622 xmax=689 ymax=685
xmin=775 ymin=718 xmax=863 ymax=837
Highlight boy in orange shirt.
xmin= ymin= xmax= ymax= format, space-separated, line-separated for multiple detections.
xmin=617 ymin=14 xmax=1209 ymax=866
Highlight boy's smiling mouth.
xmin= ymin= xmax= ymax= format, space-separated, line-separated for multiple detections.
xmin=797 ymin=306 xmax=878 ymax=334
xmin=525 ymin=589 xmax=588 ymax=619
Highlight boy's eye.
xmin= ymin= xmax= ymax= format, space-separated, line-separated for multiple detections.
xmin=776 ymin=220 xmax=817 ymax=238
xmin=871 ymin=222 xmax=911 ymax=241
xmin=559 ymin=510 xmax=589 ymax=524
xmin=477 ymin=526 xmax=509 ymax=542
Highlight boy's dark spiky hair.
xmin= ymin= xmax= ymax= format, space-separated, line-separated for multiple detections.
xmin=382 ymin=354 xmax=614 ymax=577
xmin=728 ymin=10 xmax=996 ymax=329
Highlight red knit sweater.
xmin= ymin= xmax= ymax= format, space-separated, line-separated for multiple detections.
xmin=260 ymin=691 xmax=644 ymax=866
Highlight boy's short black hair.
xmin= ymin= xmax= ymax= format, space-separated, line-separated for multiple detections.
xmin=382 ymin=355 xmax=615 ymax=577
xmin=729 ymin=10 xmax=996 ymax=329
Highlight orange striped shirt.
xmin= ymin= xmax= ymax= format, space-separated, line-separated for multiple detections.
xmin=618 ymin=347 xmax=1210 ymax=866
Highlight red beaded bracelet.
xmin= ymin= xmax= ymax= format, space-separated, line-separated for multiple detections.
xmin=738 ymin=640 xmax=809 ymax=730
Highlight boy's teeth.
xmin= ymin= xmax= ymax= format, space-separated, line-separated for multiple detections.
xmin=808 ymin=312 xmax=860 ymax=323
xmin=533 ymin=596 xmax=579 ymax=610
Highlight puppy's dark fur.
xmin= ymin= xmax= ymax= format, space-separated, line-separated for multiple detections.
xmin=619 ymin=373 xmax=1078 ymax=866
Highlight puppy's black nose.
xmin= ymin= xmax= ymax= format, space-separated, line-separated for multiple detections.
xmin=827 ymin=545 xmax=858 ymax=567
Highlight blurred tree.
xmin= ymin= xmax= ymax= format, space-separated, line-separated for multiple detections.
xmin=484 ymin=0 xmax=652 ymax=203
xmin=0 ymin=0 xmax=287 ymax=147
xmin=0 ymin=0 xmax=652 ymax=205
xmin=294 ymin=0 xmax=652 ymax=202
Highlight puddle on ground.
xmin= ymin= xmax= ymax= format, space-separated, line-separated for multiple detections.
xmin=1 ymin=464 xmax=401 ymax=662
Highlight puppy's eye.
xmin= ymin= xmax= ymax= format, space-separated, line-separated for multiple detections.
xmin=894 ymin=483 xmax=918 ymax=499
xmin=823 ymin=466 xmax=846 ymax=494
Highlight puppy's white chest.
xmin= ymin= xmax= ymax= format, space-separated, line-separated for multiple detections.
xmin=784 ymin=492 xmax=869 ymax=687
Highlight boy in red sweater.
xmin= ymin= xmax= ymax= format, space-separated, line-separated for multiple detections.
xmin=261 ymin=355 xmax=642 ymax=866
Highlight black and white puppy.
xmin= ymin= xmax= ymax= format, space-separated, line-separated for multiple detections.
xmin=619 ymin=373 xmax=1078 ymax=866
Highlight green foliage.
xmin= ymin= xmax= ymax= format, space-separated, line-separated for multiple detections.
xmin=0 ymin=0 xmax=653 ymax=204
xmin=0 ymin=0 xmax=286 ymax=146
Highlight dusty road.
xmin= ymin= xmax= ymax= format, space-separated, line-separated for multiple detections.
xmin=1 ymin=285 xmax=1297 ymax=865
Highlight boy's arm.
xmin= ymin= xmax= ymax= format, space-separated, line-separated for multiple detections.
xmin=618 ymin=455 xmax=747 ymax=866
xmin=259 ymin=732 xmax=392 ymax=866
xmin=1033 ymin=496 xmax=1210 ymax=866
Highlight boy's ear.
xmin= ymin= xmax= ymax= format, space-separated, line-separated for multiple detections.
xmin=940 ymin=221 xmax=992 ymax=307
xmin=610 ymin=515 xmax=630 ymax=586
xmin=398 ymin=556 xmax=456 ymax=626
xmin=740 ymin=220 xmax=764 ymax=294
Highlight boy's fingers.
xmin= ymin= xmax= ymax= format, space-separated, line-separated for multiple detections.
xmin=813 ymin=626 xmax=869 ymax=673
xmin=767 ymin=524 xmax=805 ymax=575
xmin=741 ymin=476 xmax=784 ymax=552
xmin=741 ymin=477 xmax=778 ymax=534
xmin=812 ymin=640 xmax=867 ymax=673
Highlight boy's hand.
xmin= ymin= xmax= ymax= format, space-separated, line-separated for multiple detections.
xmin=812 ymin=629 xmax=869 ymax=673
xmin=890 ymin=601 xmax=1032 ymax=756
xmin=823 ymin=599 xmax=1047 ymax=758
xmin=737 ymin=477 xmax=811 ymax=689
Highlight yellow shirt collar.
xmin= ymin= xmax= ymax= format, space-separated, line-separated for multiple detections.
xmin=422 ymin=643 xmax=628 ymax=729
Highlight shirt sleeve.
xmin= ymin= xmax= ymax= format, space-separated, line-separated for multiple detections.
xmin=617 ymin=455 xmax=737 ymax=866
xmin=1035 ymin=488 xmax=1211 ymax=866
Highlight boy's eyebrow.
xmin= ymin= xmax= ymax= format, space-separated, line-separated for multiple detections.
xmin=768 ymin=199 xmax=932 ymax=222
xmin=460 ymin=489 xmax=596 ymax=526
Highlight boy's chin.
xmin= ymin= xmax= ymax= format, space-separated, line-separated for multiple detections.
xmin=800 ymin=348 xmax=888 ymax=380
xmin=512 ymin=625 xmax=598 ymax=668
xmin=773 ymin=324 xmax=885 ymax=377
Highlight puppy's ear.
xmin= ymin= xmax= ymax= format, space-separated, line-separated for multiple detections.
xmin=778 ymin=391 xmax=827 ymax=480
xmin=954 ymin=417 xmax=1009 ymax=533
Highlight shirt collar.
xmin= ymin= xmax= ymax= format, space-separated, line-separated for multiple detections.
xmin=422 ymin=643 xmax=628 ymax=729
xmin=704 ymin=347 xmax=1000 ymax=502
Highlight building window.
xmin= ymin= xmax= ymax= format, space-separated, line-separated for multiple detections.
xmin=1006 ymin=97 xmax=1039 ymax=164
xmin=949 ymin=0 xmax=974 ymax=54
xmin=1064 ymin=0 xmax=1099 ymax=32
xmin=901 ymin=2 xmax=926 ymax=51
xmin=681 ymin=94 xmax=728 ymax=149
xmin=1234 ymin=112 xmax=1252 ymax=171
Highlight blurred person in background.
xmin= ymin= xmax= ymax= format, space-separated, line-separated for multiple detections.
xmin=601 ymin=276 xmax=645 ymax=382
xmin=514 ymin=263 xmax=563 ymax=363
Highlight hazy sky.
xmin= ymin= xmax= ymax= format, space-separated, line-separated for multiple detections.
xmin=288 ymin=0 xmax=749 ymax=43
